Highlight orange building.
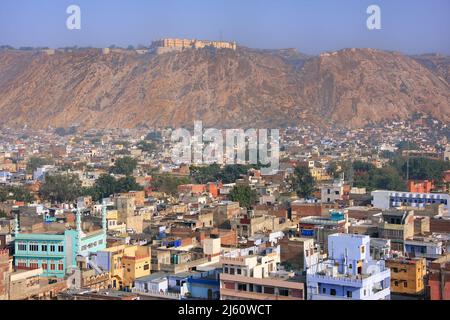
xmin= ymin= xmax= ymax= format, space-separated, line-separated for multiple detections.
xmin=386 ymin=257 xmax=426 ymax=295
xmin=177 ymin=184 xmax=207 ymax=195
xmin=407 ymin=180 xmax=433 ymax=193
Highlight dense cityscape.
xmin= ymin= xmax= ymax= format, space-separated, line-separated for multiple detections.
xmin=1 ymin=1 xmax=450 ymax=312
xmin=0 ymin=115 xmax=449 ymax=301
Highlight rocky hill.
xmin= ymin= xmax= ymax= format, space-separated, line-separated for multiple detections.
xmin=0 ymin=47 xmax=448 ymax=130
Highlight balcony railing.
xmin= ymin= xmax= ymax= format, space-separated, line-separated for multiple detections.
xmin=131 ymin=288 xmax=181 ymax=300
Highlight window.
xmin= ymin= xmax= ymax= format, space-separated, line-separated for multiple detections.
xmin=58 ymin=245 xmax=64 ymax=252
xmin=50 ymin=264 xmax=56 ymax=270
xmin=18 ymin=243 xmax=27 ymax=251
xmin=143 ymin=264 xmax=149 ymax=270
xmin=230 ymin=268 xmax=235 ymax=275
xmin=403 ymin=282 xmax=408 ymax=288
xmin=237 ymin=283 xmax=247 ymax=291
xmin=42 ymin=245 xmax=48 ymax=251
xmin=394 ymin=281 xmax=399 ymax=287
xmin=330 ymin=289 xmax=336 ymax=296
xmin=322 ymin=288 xmax=326 ymax=294
xmin=30 ymin=244 xmax=39 ymax=251
xmin=347 ymin=291 xmax=352 ymax=298
xmin=58 ymin=263 xmax=64 ymax=271
xmin=224 ymin=267 xmax=229 ymax=273
xmin=29 ymin=262 xmax=39 ymax=269
xmin=278 ymin=289 xmax=289 ymax=296
xmin=42 ymin=263 xmax=48 ymax=270
xmin=237 ymin=268 xmax=241 ymax=275
xmin=264 ymin=287 xmax=275 ymax=294
xmin=50 ymin=245 xmax=55 ymax=252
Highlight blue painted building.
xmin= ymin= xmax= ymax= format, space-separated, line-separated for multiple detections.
xmin=307 ymin=233 xmax=391 ymax=300
xmin=186 ymin=268 xmax=221 ymax=300
xmin=14 ymin=206 xmax=107 ymax=278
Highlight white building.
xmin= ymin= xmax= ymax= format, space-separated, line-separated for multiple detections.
xmin=321 ymin=180 xmax=344 ymax=204
xmin=372 ymin=190 xmax=450 ymax=212
xmin=307 ymin=233 xmax=391 ymax=300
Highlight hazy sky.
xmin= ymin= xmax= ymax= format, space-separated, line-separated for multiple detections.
xmin=1 ymin=0 xmax=449 ymax=55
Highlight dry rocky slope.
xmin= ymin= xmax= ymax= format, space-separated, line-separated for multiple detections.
xmin=0 ymin=47 xmax=448 ymax=130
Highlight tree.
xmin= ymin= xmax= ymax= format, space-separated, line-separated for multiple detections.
xmin=152 ymin=174 xmax=190 ymax=196
xmin=84 ymin=175 xmax=144 ymax=202
xmin=396 ymin=141 xmax=419 ymax=152
xmin=26 ymin=156 xmax=53 ymax=174
xmin=0 ymin=185 xmax=34 ymax=203
xmin=145 ymin=131 xmax=162 ymax=142
xmin=0 ymin=187 xmax=7 ymax=202
xmin=40 ymin=174 xmax=82 ymax=203
xmin=116 ymin=176 xmax=143 ymax=193
xmin=6 ymin=186 xmax=34 ymax=203
xmin=291 ymin=166 xmax=315 ymax=198
xmin=190 ymin=164 xmax=258 ymax=184
xmin=137 ymin=141 xmax=157 ymax=153
xmin=92 ymin=174 xmax=117 ymax=200
xmin=326 ymin=162 xmax=342 ymax=179
xmin=397 ymin=157 xmax=450 ymax=182
xmin=110 ymin=156 xmax=138 ymax=176
xmin=229 ymin=185 xmax=258 ymax=208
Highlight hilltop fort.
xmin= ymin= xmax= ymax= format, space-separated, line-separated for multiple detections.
xmin=150 ymin=38 xmax=237 ymax=54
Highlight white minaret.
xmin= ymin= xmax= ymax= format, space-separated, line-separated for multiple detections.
xmin=76 ymin=208 xmax=82 ymax=254
xmin=14 ymin=213 xmax=20 ymax=235
xmin=101 ymin=200 xmax=107 ymax=231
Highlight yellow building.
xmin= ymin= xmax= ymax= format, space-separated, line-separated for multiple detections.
xmin=97 ymin=245 xmax=151 ymax=291
xmin=106 ymin=210 xmax=127 ymax=234
xmin=309 ymin=167 xmax=331 ymax=182
xmin=386 ymin=257 xmax=426 ymax=295
xmin=122 ymin=246 xmax=151 ymax=289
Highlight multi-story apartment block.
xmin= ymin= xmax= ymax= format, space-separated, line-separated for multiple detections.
xmin=219 ymin=247 xmax=304 ymax=300
xmin=372 ymin=190 xmax=450 ymax=211
xmin=307 ymin=233 xmax=391 ymax=300
xmin=95 ymin=244 xmax=151 ymax=291
xmin=385 ymin=257 xmax=426 ymax=296
xmin=321 ymin=180 xmax=344 ymax=204
xmin=378 ymin=210 xmax=415 ymax=252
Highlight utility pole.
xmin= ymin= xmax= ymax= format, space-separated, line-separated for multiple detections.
xmin=406 ymin=139 xmax=410 ymax=182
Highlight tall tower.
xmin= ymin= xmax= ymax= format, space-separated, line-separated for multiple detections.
xmin=14 ymin=213 xmax=19 ymax=235
xmin=101 ymin=200 xmax=107 ymax=231
xmin=76 ymin=208 xmax=82 ymax=254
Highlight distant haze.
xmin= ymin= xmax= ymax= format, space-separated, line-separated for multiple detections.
xmin=0 ymin=0 xmax=449 ymax=55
